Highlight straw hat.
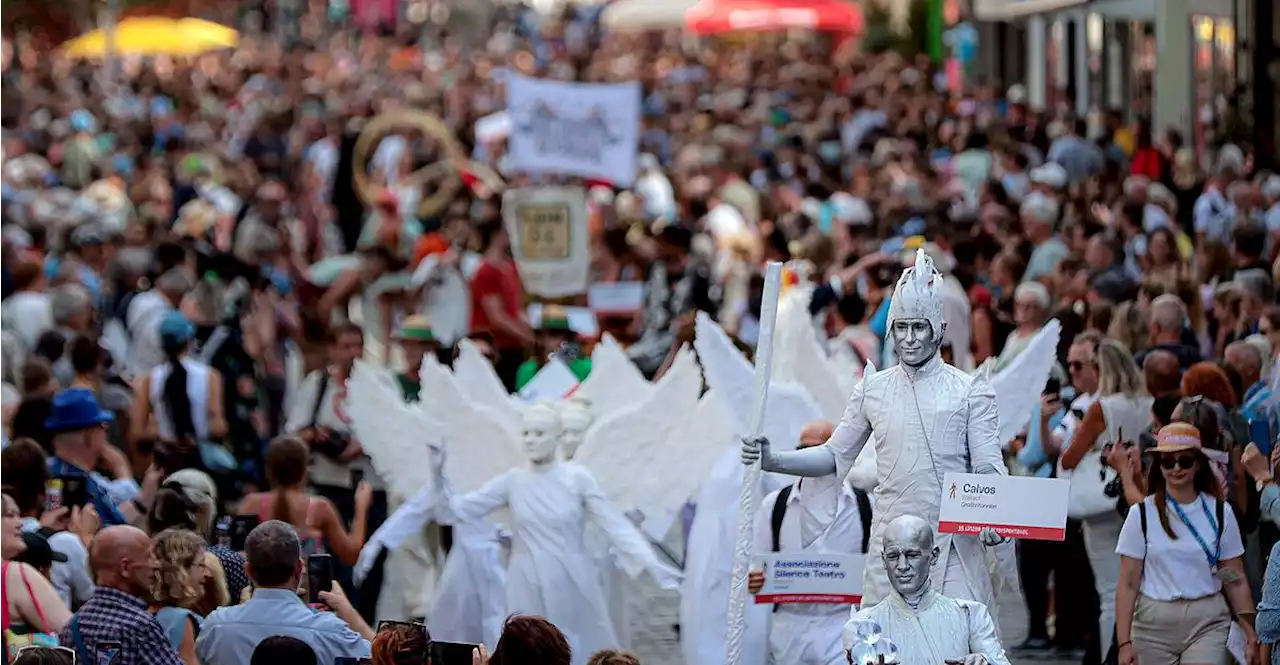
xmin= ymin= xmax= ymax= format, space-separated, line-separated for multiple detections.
xmin=1151 ymin=422 xmax=1203 ymax=453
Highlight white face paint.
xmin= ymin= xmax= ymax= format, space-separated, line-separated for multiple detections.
xmin=891 ymin=318 xmax=943 ymax=368
xmin=558 ymin=402 xmax=594 ymax=460
xmin=521 ymin=405 xmax=561 ymax=464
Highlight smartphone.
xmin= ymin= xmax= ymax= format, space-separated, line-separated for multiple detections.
xmin=95 ymin=640 xmax=123 ymax=664
xmin=307 ymin=553 xmax=334 ymax=605
xmin=1042 ymin=377 xmax=1061 ymax=397
xmin=431 ymin=641 xmax=482 ymax=665
xmin=215 ymin=515 xmax=260 ymax=551
xmin=44 ymin=477 xmax=88 ymax=512
xmin=350 ymin=468 xmax=364 ymax=487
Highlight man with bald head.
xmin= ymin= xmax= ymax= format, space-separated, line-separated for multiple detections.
xmin=1227 ymin=340 xmax=1278 ymax=453
xmin=1142 ymin=349 xmax=1183 ymax=397
xmin=59 ymin=525 xmax=181 ymax=664
xmin=746 ymin=420 xmax=873 ymax=665
xmin=845 ymin=515 xmax=1009 ymax=665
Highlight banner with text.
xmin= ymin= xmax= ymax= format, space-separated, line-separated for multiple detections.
xmin=503 ymin=187 xmax=591 ymax=298
xmin=506 ymin=73 xmax=641 ymax=186
xmin=753 ymin=553 xmax=864 ymax=604
xmin=938 ymin=473 xmax=1070 ymax=541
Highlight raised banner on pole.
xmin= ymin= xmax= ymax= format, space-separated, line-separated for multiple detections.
xmin=505 ymin=73 xmax=642 ymax=186
xmin=503 ymin=187 xmax=590 ymax=299
xmin=753 ymin=553 xmax=864 ymax=605
xmin=938 ymin=472 xmax=1070 ymax=541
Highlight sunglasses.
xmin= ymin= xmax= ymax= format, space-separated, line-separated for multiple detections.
xmin=14 ymin=645 xmax=77 ymax=663
xmin=1160 ymin=455 xmax=1198 ymax=470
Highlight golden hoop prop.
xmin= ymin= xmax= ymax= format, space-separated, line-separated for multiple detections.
xmin=352 ymin=110 xmax=506 ymax=220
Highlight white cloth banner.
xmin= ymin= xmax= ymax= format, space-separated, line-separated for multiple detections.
xmin=973 ymin=0 xmax=1086 ymax=19
xmin=503 ymin=187 xmax=591 ymax=298
xmin=505 ymin=73 xmax=642 ymax=186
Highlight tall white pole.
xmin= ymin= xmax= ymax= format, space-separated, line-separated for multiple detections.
xmin=724 ymin=261 xmax=783 ymax=665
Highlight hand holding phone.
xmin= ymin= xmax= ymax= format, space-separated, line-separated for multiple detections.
xmin=432 ymin=641 xmax=483 ymax=665
xmin=307 ymin=554 xmax=333 ymax=605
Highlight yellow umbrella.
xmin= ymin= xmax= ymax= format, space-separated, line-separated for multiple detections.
xmin=61 ymin=17 xmax=238 ymax=58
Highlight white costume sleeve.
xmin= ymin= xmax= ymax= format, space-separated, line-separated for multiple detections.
xmin=433 ymin=468 xmax=513 ymax=525
xmin=965 ymin=374 xmax=1008 ymax=476
xmin=963 ymin=600 xmax=1011 ymax=665
xmin=828 ymin=378 xmax=874 ymax=481
xmin=576 ymin=467 xmax=681 ymax=588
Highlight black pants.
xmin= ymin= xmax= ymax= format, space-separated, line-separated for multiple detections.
xmin=494 ymin=347 xmax=525 ymax=394
xmin=315 ymin=483 xmax=388 ymax=624
xmin=1019 ymin=537 xmax=1059 ymax=641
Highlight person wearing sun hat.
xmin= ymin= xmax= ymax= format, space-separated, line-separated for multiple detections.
xmin=393 ymin=315 xmax=441 ymax=403
xmin=1115 ymin=422 xmax=1259 ymax=665
xmin=514 ymin=304 xmax=592 ymax=392
xmin=45 ymin=387 xmax=147 ymax=526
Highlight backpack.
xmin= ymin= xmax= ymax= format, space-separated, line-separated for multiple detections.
xmin=1137 ymin=495 xmax=1224 ymax=545
xmin=769 ymin=484 xmax=873 ymax=555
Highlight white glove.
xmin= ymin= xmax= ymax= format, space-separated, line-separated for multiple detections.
xmin=353 ymin=542 xmax=383 ymax=586
xmin=979 ymin=528 xmax=1009 ymax=547
xmin=651 ymin=561 xmax=684 ymax=591
xmin=741 ymin=435 xmax=771 ymax=466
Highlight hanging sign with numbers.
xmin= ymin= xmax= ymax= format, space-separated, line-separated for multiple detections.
xmin=503 ymin=186 xmax=590 ymax=298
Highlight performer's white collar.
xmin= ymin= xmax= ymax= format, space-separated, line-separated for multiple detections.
xmin=900 ymin=352 xmax=945 ymax=381
xmin=887 ymin=587 xmax=940 ymax=614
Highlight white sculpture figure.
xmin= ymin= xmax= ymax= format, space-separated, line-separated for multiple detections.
xmin=428 ymin=402 xmax=682 ymax=663
xmin=740 ymin=249 xmax=1060 ymax=610
xmin=559 ymin=396 xmax=595 ymax=460
xmin=847 ymin=515 xmax=1010 ymax=665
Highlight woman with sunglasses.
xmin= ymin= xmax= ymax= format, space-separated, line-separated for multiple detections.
xmin=1115 ymin=423 xmax=1260 ymax=665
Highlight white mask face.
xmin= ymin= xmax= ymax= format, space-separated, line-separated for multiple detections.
xmin=559 ymin=406 xmax=593 ymax=459
xmin=521 ymin=407 xmax=561 ymax=463
xmin=891 ymin=318 xmax=942 ymax=368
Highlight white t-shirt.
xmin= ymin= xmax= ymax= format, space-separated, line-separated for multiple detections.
xmin=1115 ymin=492 xmax=1245 ymax=601
xmin=1 ymin=291 xmax=53 ymax=358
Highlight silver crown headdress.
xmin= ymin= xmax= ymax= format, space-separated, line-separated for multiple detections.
xmin=885 ymin=248 xmax=945 ymax=339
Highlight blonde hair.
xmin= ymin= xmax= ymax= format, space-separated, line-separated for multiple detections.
xmin=1106 ymin=301 xmax=1148 ymax=354
xmin=1096 ymin=339 xmax=1147 ymax=398
xmin=151 ymin=529 xmax=207 ymax=608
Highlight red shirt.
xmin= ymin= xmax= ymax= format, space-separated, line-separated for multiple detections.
xmin=469 ymin=258 xmax=525 ymax=350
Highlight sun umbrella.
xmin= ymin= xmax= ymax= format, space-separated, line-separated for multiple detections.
xmin=602 ymin=0 xmax=702 ymax=31
xmin=61 ymin=17 xmax=238 ymax=58
xmin=685 ymin=0 xmax=864 ymax=35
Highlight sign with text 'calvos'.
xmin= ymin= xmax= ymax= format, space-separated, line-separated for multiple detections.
xmin=938 ymin=472 xmax=1069 ymax=541
xmin=753 ymin=553 xmax=864 ymax=605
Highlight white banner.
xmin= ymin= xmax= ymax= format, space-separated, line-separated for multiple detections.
xmin=938 ymin=473 xmax=1070 ymax=541
xmin=973 ymin=0 xmax=1087 ymax=19
xmin=505 ymin=73 xmax=642 ymax=186
xmin=503 ymin=187 xmax=591 ymax=298
xmin=752 ymin=553 xmax=864 ymax=604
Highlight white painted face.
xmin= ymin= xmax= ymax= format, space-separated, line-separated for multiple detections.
xmin=891 ymin=318 xmax=943 ymax=368
xmin=559 ymin=401 xmax=594 ymax=459
xmin=521 ymin=405 xmax=561 ymax=464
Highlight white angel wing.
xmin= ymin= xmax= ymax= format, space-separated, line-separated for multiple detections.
xmin=416 ymin=356 xmax=524 ymax=499
xmin=693 ymin=311 xmax=818 ymax=454
xmin=576 ymin=334 xmax=653 ymax=415
xmin=574 ymin=345 xmax=707 ymax=521
xmin=348 ymin=362 xmax=438 ymax=500
xmin=453 ymin=339 xmax=521 ymax=434
xmin=987 ymin=319 xmax=1063 ymax=444
xmin=774 ymin=292 xmax=849 ymax=423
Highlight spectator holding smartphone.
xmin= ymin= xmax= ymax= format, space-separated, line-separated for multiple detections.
xmin=197 ymin=520 xmax=372 ymax=665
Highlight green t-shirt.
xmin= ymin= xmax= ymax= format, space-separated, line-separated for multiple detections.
xmin=397 ymin=374 xmax=421 ymax=403
xmin=514 ymin=358 xmax=592 ymax=392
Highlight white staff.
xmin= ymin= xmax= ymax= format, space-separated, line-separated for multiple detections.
xmin=725 ymin=262 xmax=783 ymax=665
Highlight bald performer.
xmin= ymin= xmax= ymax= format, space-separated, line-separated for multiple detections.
xmin=60 ymin=525 xmax=182 ymax=664
xmin=1142 ymin=349 xmax=1183 ymax=398
xmin=747 ymin=421 xmax=873 ymax=665
xmin=1227 ymin=340 xmax=1278 ymax=452
xmin=846 ymin=515 xmax=1009 ymax=665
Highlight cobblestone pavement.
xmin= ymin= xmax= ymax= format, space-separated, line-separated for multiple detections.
xmin=623 ymin=575 xmax=1078 ymax=665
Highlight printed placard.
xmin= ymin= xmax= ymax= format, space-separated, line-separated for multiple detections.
xmin=753 ymin=552 xmax=864 ymax=605
xmin=938 ymin=472 xmax=1069 ymax=541
xmin=518 ymin=357 xmax=580 ymax=402
xmin=503 ymin=187 xmax=590 ymax=298
xmin=588 ymin=282 xmax=645 ymax=313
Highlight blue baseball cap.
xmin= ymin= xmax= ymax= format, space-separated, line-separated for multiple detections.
xmin=159 ymin=312 xmax=195 ymax=347
xmin=45 ymin=388 xmax=114 ymax=432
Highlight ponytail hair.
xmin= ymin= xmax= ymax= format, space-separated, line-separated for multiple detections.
xmin=162 ymin=338 xmax=196 ymax=442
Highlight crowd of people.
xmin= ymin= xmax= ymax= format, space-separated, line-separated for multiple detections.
xmin=3 ymin=2 xmax=1280 ymax=665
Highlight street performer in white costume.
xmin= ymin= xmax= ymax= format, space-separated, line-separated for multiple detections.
xmin=748 ymin=420 xmax=872 ymax=665
xmin=742 ymin=249 xmax=1008 ymax=609
xmin=846 ymin=515 xmax=1009 ymax=665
